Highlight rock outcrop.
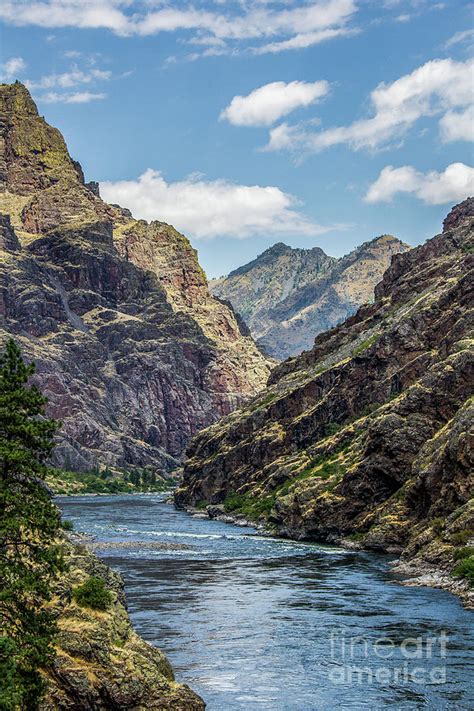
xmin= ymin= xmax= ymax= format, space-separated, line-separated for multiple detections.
xmin=177 ymin=200 xmax=474 ymax=602
xmin=0 ymin=82 xmax=270 ymax=472
xmin=210 ymin=235 xmax=409 ymax=359
xmin=41 ymin=541 xmax=204 ymax=710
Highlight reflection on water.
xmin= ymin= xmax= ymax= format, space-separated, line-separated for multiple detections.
xmin=58 ymin=494 xmax=474 ymax=711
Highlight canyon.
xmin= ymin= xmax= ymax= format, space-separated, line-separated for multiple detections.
xmin=177 ymin=199 xmax=474 ymax=604
xmin=0 ymin=82 xmax=270 ymax=474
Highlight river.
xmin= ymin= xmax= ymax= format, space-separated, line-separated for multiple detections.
xmin=58 ymin=494 xmax=473 ymax=711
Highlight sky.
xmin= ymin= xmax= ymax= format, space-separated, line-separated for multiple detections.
xmin=1 ymin=1 xmax=473 ymax=278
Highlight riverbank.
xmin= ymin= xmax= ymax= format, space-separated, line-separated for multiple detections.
xmin=41 ymin=535 xmax=205 ymax=709
xmin=182 ymin=503 xmax=473 ymax=609
xmin=58 ymin=493 xmax=474 ymax=710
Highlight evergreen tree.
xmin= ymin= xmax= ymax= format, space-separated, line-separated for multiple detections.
xmin=0 ymin=339 xmax=64 ymax=709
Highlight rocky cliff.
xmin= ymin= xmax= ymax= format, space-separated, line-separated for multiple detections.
xmin=0 ymin=82 xmax=270 ymax=472
xmin=210 ymin=235 xmax=409 ymax=359
xmin=40 ymin=541 xmax=204 ymax=710
xmin=177 ymin=200 xmax=474 ymax=602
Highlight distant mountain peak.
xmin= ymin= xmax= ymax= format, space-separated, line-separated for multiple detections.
xmin=211 ymin=234 xmax=410 ymax=359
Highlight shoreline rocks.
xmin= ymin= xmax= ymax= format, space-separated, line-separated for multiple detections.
xmin=41 ymin=541 xmax=205 ymax=709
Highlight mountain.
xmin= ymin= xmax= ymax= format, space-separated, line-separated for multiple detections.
xmin=210 ymin=235 xmax=410 ymax=359
xmin=176 ymin=200 xmax=474 ymax=602
xmin=0 ymin=82 xmax=270 ymax=472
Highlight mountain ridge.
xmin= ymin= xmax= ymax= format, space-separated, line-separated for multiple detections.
xmin=0 ymin=81 xmax=271 ymax=472
xmin=177 ymin=199 xmax=474 ymax=605
xmin=210 ymin=233 xmax=410 ymax=359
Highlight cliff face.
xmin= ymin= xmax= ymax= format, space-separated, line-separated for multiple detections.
xmin=210 ymin=235 xmax=409 ymax=359
xmin=41 ymin=542 xmax=204 ymax=710
xmin=176 ymin=200 xmax=473 ymax=596
xmin=0 ymin=82 xmax=270 ymax=472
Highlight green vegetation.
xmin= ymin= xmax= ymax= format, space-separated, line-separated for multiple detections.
xmin=351 ymin=334 xmax=379 ymax=356
xmin=247 ymin=392 xmax=277 ymax=413
xmin=431 ymin=517 xmax=446 ymax=536
xmin=324 ymin=422 xmax=342 ymax=436
xmin=276 ymin=457 xmax=345 ymax=499
xmin=0 ymin=339 xmax=65 ymax=709
xmin=72 ymin=576 xmax=113 ymax=611
xmin=454 ymin=546 xmax=474 ymax=561
xmin=452 ymin=557 xmax=474 ymax=587
xmin=450 ymin=529 xmax=472 ymax=545
xmin=46 ymin=466 xmax=171 ymax=495
xmin=223 ymin=455 xmax=347 ymax=521
xmin=223 ymin=491 xmax=276 ymax=520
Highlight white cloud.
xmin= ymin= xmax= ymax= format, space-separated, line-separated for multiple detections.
xmin=439 ymin=105 xmax=474 ymax=143
xmin=0 ymin=1 xmax=358 ymax=55
xmin=220 ymin=80 xmax=330 ymax=127
xmin=101 ymin=168 xmax=335 ymax=239
xmin=0 ymin=1 xmax=130 ymax=34
xmin=40 ymin=91 xmax=106 ymax=104
xmin=265 ymin=57 xmax=474 ymax=154
xmin=444 ymin=28 xmax=473 ymax=49
xmin=1 ymin=57 xmax=27 ymax=80
xmin=253 ymin=26 xmax=357 ymax=54
xmin=365 ymin=163 xmax=474 ymax=204
xmin=26 ymin=67 xmax=111 ymax=90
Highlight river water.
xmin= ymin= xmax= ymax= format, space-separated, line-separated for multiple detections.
xmin=58 ymin=494 xmax=473 ymax=711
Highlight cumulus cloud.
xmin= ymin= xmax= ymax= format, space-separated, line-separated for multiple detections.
xmin=220 ymin=80 xmax=330 ymax=127
xmin=0 ymin=1 xmax=358 ymax=55
xmin=23 ymin=63 xmax=111 ymax=105
xmin=265 ymin=57 xmax=474 ymax=154
xmin=101 ymin=169 xmax=335 ymax=239
xmin=365 ymin=163 xmax=474 ymax=204
xmin=439 ymin=106 xmax=474 ymax=143
xmin=26 ymin=67 xmax=111 ymax=90
xmin=1 ymin=57 xmax=27 ymax=80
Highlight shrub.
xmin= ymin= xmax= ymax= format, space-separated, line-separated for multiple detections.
xmin=61 ymin=519 xmax=74 ymax=531
xmin=431 ymin=517 xmax=446 ymax=536
xmin=452 ymin=558 xmax=474 ymax=587
xmin=454 ymin=546 xmax=474 ymax=561
xmin=72 ymin=576 xmax=113 ymax=611
xmin=450 ymin=529 xmax=472 ymax=545
xmin=223 ymin=491 xmax=276 ymax=520
xmin=324 ymin=422 xmax=341 ymax=436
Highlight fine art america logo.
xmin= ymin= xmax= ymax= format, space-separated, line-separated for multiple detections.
xmin=328 ymin=629 xmax=448 ymax=685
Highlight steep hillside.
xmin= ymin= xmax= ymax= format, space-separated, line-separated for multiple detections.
xmin=177 ymin=200 xmax=474 ymax=600
xmin=41 ymin=541 xmax=204 ymax=710
xmin=210 ymin=235 xmax=409 ymax=359
xmin=0 ymin=82 xmax=270 ymax=472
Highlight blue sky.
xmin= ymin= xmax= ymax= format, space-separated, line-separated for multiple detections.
xmin=1 ymin=0 xmax=473 ymax=277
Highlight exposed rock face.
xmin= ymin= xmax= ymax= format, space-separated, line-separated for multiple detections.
xmin=41 ymin=542 xmax=205 ymax=710
xmin=210 ymin=235 xmax=409 ymax=359
xmin=176 ymin=200 xmax=474 ymax=598
xmin=0 ymin=82 xmax=270 ymax=472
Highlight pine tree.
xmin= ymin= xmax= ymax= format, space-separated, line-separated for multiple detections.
xmin=0 ymin=339 xmax=64 ymax=709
